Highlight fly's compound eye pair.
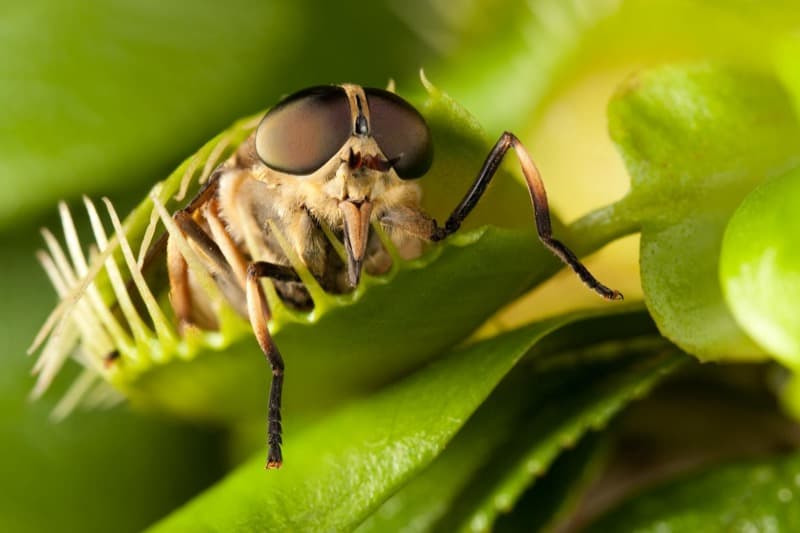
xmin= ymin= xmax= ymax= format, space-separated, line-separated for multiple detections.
xmin=254 ymin=85 xmax=433 ymax=179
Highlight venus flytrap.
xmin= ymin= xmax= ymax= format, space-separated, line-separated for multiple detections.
xmin=26 ymin=62 xmax=800 ymax=531
xmin=30 ymin=77 xmax=634 ymax=426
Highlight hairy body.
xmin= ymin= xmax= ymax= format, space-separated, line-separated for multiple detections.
xmin=170 ymin=89 xmax=433 ymax=327
xmin=163 ymin=83 xmax=620 ymax=468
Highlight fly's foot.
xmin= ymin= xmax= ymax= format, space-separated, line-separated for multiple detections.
xmin=266 ymin=445 xmax=283 ymax=470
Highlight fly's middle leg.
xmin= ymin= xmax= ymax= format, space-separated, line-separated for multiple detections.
xmin=246 ymin=260 xmax=300 ymax=469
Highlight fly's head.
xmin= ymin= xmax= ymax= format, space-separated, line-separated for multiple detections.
xmin=253 ymin=84 xmax=433 ymax=285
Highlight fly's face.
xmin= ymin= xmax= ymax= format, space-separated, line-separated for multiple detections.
xmin=252 ymin=85 xmax=433 ymax=275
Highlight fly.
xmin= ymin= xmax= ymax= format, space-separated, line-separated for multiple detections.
xmin=31 ymin=83 xmax=622 ymax=469
xmin=160 ymin=84 xmax=622 ymax=468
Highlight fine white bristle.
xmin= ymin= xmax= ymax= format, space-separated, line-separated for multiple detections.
xmin=199 ymin=132 xmax=232 ymax=184
xmin=104 ymin=198 xmax=177 ymax=348
xmin=78 ymin=197 xmax=135 ymax=353
xmin=174 ymin=154 xmax=201 ymax=202
xmin=27 ymin=221 xmax=121 ymax=356
xmin=29 ymin=112 xmax=265 ymax=416
xmin=57 ymin=203 xmax=114 ymax=363
xmin=34 ymin=224 xmax=110 ymax=393
xmin=137 ymin=204 xmax=161 ymax=269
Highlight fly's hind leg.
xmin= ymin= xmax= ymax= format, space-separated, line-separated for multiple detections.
xmin=246 ymin=261 xmax=300 ymax=469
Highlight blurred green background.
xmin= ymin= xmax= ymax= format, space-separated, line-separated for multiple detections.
xmin=2 ymin=1 xmax=800 ymax=531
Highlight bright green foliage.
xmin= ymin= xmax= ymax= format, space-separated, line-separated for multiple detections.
xmin=721 ymin=167 xmax=800 ymax=370
xmin=7 ymin=1 xmax=800 ymax=531
xmin=720 ymin=167 xmax=800 ymax=420
xmin=150 ymin=311 xmax=683 ymax=532
xmin=587 ymin=452 xmax=800 ymax=532
xmin=776 ymin=33 xmax=800 ymax=119
xmin=493 ymin=434 xmax=606 ymax=533
xmin=358 ymin=312 xmax=680 ymax=533
xmin=149 ymin=313 xmax=580 ymax=532
xmin=608 ymin=65 xmax=800 ymax=361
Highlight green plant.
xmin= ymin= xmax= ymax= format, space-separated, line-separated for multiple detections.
xmin=5 ymin=1 xmax=800 ymax=532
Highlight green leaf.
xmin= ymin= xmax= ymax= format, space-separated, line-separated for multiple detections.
xmin=607 ymin=64 xmax=800 ymax=361
xmin=494 ymin=434 xmax=606 ymax=533
xmin=357 ymin=312 xmax=682 ymax=533
xmin=586 ymin=451 xmax=800 ymax=532
xmin=437 ymin=348 xmax=680 ymax=533
xmin=148 ymin=311 xmax=647 ymax=532
xmin=720 ymin=166 xmax=800 ymax=370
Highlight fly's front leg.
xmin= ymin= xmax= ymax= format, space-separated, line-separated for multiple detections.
xmin=379 ymin=205 xmax=438 ymax=240
xmin=246 ymin=261 xmax=301 ymax=469
xmin=430 ymin=132 xmax=623 ymax=301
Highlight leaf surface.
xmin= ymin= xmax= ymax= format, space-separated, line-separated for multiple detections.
xmin=587 ymin=452 xmax=800 ymax=532
xmin=358 ymin=312 xmax=681 ymax=533
xmin=149 ymin=311 xmax=658 ymax=532
xmin=607 ymin=65 xmax=800 ymax=360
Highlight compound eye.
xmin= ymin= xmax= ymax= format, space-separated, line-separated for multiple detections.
xmin=365 ymin=89 xmax=433 ymax=179
xmin=256 ymin=86 xmax=351 ymax=175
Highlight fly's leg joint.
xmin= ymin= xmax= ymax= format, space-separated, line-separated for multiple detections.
xmin=434 ymin=131 xmax=623 ymax=300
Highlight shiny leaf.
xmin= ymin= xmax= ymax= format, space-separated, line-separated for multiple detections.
xmin=149 ymin=312 xmax=593 ymax=532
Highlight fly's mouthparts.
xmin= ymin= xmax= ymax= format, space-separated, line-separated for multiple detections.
xmin=339 ymin=199 xmax=373 ymax=287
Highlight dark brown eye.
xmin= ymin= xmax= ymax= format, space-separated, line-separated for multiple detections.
xmin=365 ymin=89 xmax=433 ymax=179
xmin=256 ymin=86 xmax=351 ymax=175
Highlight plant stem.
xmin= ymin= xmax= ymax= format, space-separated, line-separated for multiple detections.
xmin=567 ymin=197 xmax=641 ymax=258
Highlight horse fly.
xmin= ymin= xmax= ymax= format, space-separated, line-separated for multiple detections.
xmin=143 ymin=83 xmax=623 ymax=469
